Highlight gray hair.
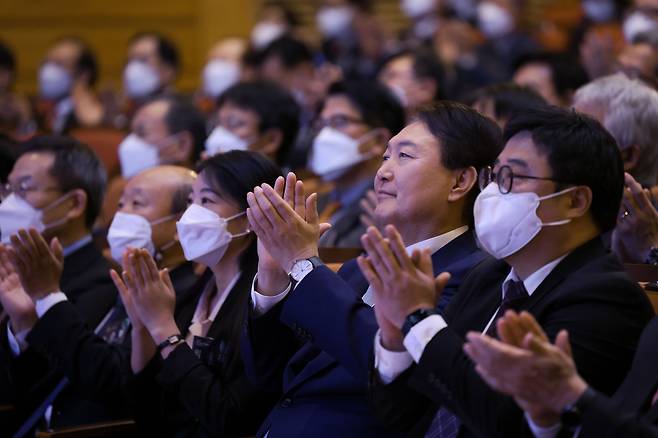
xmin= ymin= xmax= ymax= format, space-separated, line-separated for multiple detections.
xmin=574 ymin=73 xmax=658 ymax=186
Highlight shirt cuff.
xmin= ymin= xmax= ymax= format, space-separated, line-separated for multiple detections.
xmin=250 ymin=275 xmax=292 ymax=316
xmin=374 ymin=329 xmax=413 ymax=384
xmin=35 ymin=292 xmax=67 ymax=318
xmin=525 ymin=412 xmax=562 ymax=438
xmin=403 ymin=314 xmax=447 ymax=363
xmin=6 ymin=324 xmax=29 ymax=355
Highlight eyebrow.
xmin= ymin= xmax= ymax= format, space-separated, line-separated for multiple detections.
xmin=506 ymin=158 xmax=529 ymax=169
xmin=200 ymin=187 xmax=223 ymax=197
xmin=390 ymin=140 xmax=418 ymax=149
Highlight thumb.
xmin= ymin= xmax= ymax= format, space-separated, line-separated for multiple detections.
xmin=555 ymin=330 xmax=573 ymax=358
xmin=50 ymin=237 xmax=64 ymax=264
xmin=434 ymin=272 xmax=451 ymax=299
xmin=160 ymin=268 xmax=175 ymax=294
xmin=319 ymin=222 xmax=332 ymax=237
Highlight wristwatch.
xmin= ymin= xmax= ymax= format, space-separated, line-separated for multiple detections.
xmin=402 ymin=308 xmax=437 ymax=336
xmin=289 ymin=256 xmax=324 ymax=285
xmin=156 ymin=334 xmax=184 ymax=353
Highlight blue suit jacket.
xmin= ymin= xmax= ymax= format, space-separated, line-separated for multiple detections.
xmin=240 ymin=231 xmax=486 ymax=438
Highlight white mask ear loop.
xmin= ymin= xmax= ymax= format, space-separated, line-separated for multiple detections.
xmin=41 ymin=191 xmax=75 ymax=230
xmin=537 ymin=186 xmax=578 ymax=227
xmin=151 ymin=212 xmax=183 ymax=261
xmin=225 ymin=210 xmax=251 ymax=238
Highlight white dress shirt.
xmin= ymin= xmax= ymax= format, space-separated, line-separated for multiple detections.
xmin=375 ymin=253 xmax=569 ymax=384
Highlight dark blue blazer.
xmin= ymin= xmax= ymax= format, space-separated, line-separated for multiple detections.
xmin=241 ymin=231 xmax=486 ymax=438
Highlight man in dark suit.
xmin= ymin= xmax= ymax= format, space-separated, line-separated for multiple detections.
xmin=363 ymin=106 xmax=654 ymax=437
xmin=242 ymin=102 xmax=504 ymax=436
xmin=463 ymin=310 xmax=658 ymax=438
xmin=0 ymin=164 xmax=198 ymax=434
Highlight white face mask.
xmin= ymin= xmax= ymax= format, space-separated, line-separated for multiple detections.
xmin=202 ymin=60 xmax=240 ymax=98
xmin=251 ymin=21 xmax=286 ymax=49
xmin=309 ymin=127 xmax=377 ymax=181
xmin=474 ymin=183 xmax=576 ymax=259
xmin=582 ymin=0 xmax=615 ymax=23
xmin=39 ymin=62 xmax=72 ymax=100
xmin=316 ymin=6 xmax=354 ymax=38
xmin=388 ymin=84 xmax=409 ymax=107
xmin=176 ymin=204 xmax=249 ymax=267
xmin=124 ymin=60 xmax=161 ymax=98
xmin=107 ymin=212 xmax=178 ymax=262
xmin=623 ymin=11 xmax=658 ymax=42
xmin=0 ymin=193 xmax=70 ymax=244
xmin=118 ymin=134 xmax=161 ymax=179
xmin=205 ymin=126 xmax=250 ymax=157
xmin=477 ymin=2 xmax=514 ymax=38
xmin=401 ymin=0 xmax=436 ymax=18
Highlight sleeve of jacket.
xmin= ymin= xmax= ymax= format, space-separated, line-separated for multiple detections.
xmin=25 ymin=300 xmax=131 ymax=406
xmin=278 ymin=264 xmax=379 ymax=382
xmin=239 ymin=299 xmax=299 ymax=392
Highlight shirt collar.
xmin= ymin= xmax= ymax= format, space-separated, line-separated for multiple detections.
xmin=502 ymin=253 xmax=569 ymax=297
xmin=192 ymin=271 xmax=241 ymax=325
xmin=405 ymin=226 xmax=470 ymax=256
xmin=63 ymin=234 xmax=93 ymax=258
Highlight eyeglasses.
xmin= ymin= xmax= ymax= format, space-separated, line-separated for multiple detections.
xmin=314 ymin=114 xmax=366 ymax=132
xmin=1 ymin=182 xmax=60 ymax=201
xmin=478 ymin=165 xmax=570 ymax=194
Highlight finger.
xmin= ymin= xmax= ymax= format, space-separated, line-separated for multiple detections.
xmin=418 ymin=249 xmax=434 ymax=277
xmin=122 ymin=269 xmax=137 ymax=294
xmin=247 ymin=190 xmax=275 ymax=230
xmin=361 ymin=231 xmax=392 ymax=277
xmin=434 ymin=272 xmax=451 ymax=293
xmin=136 ymin=252 xmax=154 ymax=286
xmin=318 ymin=222 xmax=332 ymax=237
xmin=50 ymin=237 xmax=64 ymax=264
xmin=498 ymin=311 xmax=526 ymax=347
xmin=356 ymin=255 xmax=383 ymax=291
xmin=8 ymin=236 xmax=29 ymax=274
xmin=262 ymin=183 xmax=298 ymax=222
xmin=254 ymin=186 xmax=286 ymax=226
xmin=522 ymin=332 xmax=552 ymax=355
xmin=555 ymin=330 xmax=573 ymax=358
xmin=518 ymin=311 xmax=549 ymax=342
xmin=160 ymin=268 xmax=175 ymax=293
xmin=11 ymin=231 xmax=35 ymax=265
xmin=385 ymin=225 xmax=414 ymax=272
xmin=246 ymin=207 xmax=267 ymax=239
xmin=367 ymin=226 xmax=400 ymax=274
xmin=140 ymin=250 xmax=160 ymax=282
xmin=273 ymin=175 xmax=285 ymax=198
xmin=306 ymin=193 xmax=320 ymax=226
xmin=29 ymin=228 xmax=51 ymax=259
xmin=126 ymin=252 xmax=144 ymax=292
xmin=359 ymin=213 xmax=375 ymax=228
xmin=110 ymin=269 xmax=128 ymax=295
xmin=282 ymin=173 xmax=295 ymax=206
xmin=295 ymin=180 xmax=306 ymax=219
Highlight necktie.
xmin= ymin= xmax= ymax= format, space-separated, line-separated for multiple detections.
xmin=426 ymin=281 xmax=529 ymax=438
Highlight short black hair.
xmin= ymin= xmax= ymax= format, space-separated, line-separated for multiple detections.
xmin=326 ymin=80 xmax=406 ymax=136
xmin=20 ymin=135 xmax=107 ymax=228
xmin=154 ymin=95 xmax=206 ymax=163
xmin=129 ymin=32 xmax=180 ymax=72
xmin=504 ymin=106 xmax=623 ymax=233
xmin=263 ymin=2 xmax=300 ymax=27
xmin=416 ymin=101 xmax=504 ymax=225
xmin=217 ymin=80 xmax=301 ymax=166
xmin=170 ymin=184 xmax=193 ymax=215
xmin=514 ymin=53 xmax=589 ymax=102
xmin=0 ymin=41 xmax=16 ymax=74
xmin=257 ymin=35 xmax=313 ymax=69
xmin=55 ymin=36 xmax=99 ymax=87
xmin=0 ymin=133 xmax=16 ymax=183
xmin=380 ymin=48 xmax=445 ymax=100
xmin=468 ymin=82 xmax=548 ymax=121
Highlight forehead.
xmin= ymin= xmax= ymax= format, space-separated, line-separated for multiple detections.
xmin=129 ymin=36 xmax=158 ymax=59
xmin=383 ymin=55 xmax=413 ymax=73
xmin=47 ymin=41 xmax=81 ymax=63
xmin=10 ymin=152 xmax=56 ymax=183
xmin=133 ymin=101 xmax=170 ymax=127
xmin=321 ymin=94 xmax=361 ymax=118
xmin=389 ymin=121 xmax=439 ymax=153
xmin=218 ymin=102 xmax=260 ymax=122
xmin=497 ymin=131 xmax=550 ymax=171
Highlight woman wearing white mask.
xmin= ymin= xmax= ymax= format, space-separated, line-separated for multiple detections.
xmin=114 ymin=150 xmax=281 ymax=437
xmin=308 ymin=80 xmax=405 ymax=248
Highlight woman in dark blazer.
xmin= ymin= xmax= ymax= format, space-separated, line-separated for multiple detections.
xmin=117 ymin=150 xmax=282 ymax=437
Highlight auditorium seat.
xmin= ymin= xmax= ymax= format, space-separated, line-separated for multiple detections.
xmin=35 ymin=420 xmax=137 ymax=438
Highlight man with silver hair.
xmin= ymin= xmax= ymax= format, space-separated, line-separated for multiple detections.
xmin=574 ymin=73 xmax=658 ymax=264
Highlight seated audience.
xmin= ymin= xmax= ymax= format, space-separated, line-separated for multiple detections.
xmin=0 ymin=135 xmax=116 ymax=434
xmin=308 ymin=79 xmax=405 ymax=248
xmin=33 ymin=37 xmax=104 ymax=134
xmin=250 ymin=2 xmax=299 ymax=50
xmin=0 ymin=41 xmax=33 ymax=139
xmin=618 ymin=30 xmax=658 ymax=83
xmin=204 ymin=80 xmax=300 ymax=168
xmin=469 ymin=82 xmax=548 ymax=128
xmin=366 ymin=105 xmax=654 ymax=437
xmin=464 ymin=310 xmax=658 ymax=438
xmin=240 ymin=101 xmax=502 ymax=437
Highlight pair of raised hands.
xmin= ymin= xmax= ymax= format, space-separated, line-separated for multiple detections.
xmin=463 ymin=310 xmax=587 ymax=427
xmin=0 ymin=228 xmax=64 ymax=333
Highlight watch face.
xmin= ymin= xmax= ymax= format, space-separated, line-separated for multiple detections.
xmin=291 ymin=259 xmax=313 ymax=281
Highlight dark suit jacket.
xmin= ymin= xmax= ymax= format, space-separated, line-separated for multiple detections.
xmin=129 ymin=268 xmax=279 ymax=438
xmin=241 ymin=231 xmax=486 ymax=438
xmin=0 ymin=241 xmax=117 ymax=432
xmin=317 ymin=180 xmax=371 ymax=249
xmin=573 ymin=316 xmax=658 ymax=438
xmin=370 ymin=237 xmax=654 ymax=438
xmin=16 ymin=261 xmax=197 ymax=430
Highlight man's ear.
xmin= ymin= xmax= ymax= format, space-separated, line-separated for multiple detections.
xmin=447 ymin=167 xmax=477 ymax=202
xmin=257 ymin=128 xmax=283 ymax=158
xmin=621 ymin=145 xmax=641 ymax=173
xmin=66 ymin=189 xmax=88 ymax=222
xmin=359 ymin=128 xmax=390 ymax=155
xmin=566 ymin=186 xmax=593 ymax=219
